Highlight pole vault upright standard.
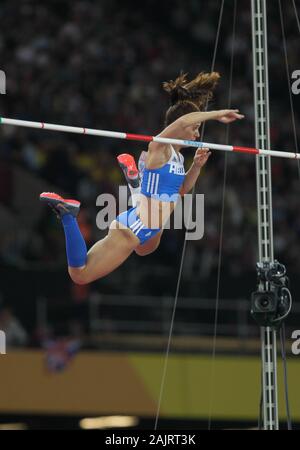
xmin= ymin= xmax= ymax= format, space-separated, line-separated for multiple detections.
xmin=0 ymin=116 xmax=299 ymax=160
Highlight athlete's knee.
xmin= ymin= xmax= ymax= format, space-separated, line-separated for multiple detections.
xmin=135 ymin=240 xmax=160 ymax=256
xmin=135 ymin=247 xmax=149 ymax=256
xmin=68 ymin=267 xmax=90 ymax=285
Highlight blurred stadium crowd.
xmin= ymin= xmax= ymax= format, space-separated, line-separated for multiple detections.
xmin=0 ymin=0 xmax=299 ymax=344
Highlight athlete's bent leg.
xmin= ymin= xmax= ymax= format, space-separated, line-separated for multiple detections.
xmin=69 ymin=221 xmax=139 ymax=284
xmin=40 ymin=193 xmax=140 ymax=285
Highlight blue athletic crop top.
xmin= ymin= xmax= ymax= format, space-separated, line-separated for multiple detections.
xmin=140 ymin=146 xmax=185 ymax=202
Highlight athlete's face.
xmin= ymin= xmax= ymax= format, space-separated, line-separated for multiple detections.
xmin=184 ymin=123 xmax=201 ymax=141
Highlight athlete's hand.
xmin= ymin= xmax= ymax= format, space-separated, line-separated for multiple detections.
xmin=217 ymin=109 xmax=244 ymax=124
xmin=194 ymin=148 xmax=211 ymax=168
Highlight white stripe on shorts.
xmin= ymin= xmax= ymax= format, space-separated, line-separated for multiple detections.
xmin=135 ymin=223 xmax=145 ymax=235
xmin=131 ymin=219 xmax=143 ymax=233
xmin=130 ymin=219 xmax=140 ymax=231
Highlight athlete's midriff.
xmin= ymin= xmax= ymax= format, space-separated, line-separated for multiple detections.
xmin=136 ymin=193 xmax=176 ymax=229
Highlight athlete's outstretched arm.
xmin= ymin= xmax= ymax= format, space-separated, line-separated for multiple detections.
xmin=179 ymin=109 xmax=244 ymax=128
xmin=149 ymin=109 xmax=244 ymax=152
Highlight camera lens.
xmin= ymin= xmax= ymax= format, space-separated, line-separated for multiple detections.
xmin=257 ymin=297 xmax=270 ymax=309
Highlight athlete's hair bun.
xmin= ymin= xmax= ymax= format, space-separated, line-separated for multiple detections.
xmin=163 ymin=71 xmax=220 ymax=109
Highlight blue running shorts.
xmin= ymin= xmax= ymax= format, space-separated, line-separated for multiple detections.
xmin=116 ymin=207 xmax=161 ymax=245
